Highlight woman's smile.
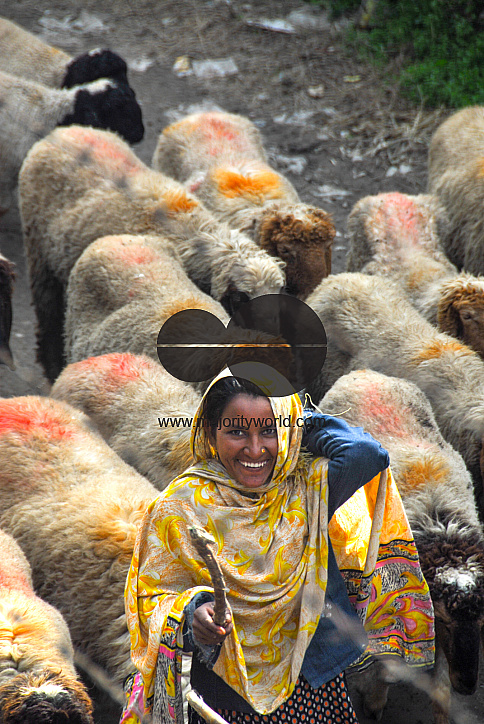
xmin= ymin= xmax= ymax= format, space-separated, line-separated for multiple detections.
xmin=209 ymin=394 xmax=278 ymax=488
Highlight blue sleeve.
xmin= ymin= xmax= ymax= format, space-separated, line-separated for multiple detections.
xmin=302 ymin=411 xmax=390 ymax=518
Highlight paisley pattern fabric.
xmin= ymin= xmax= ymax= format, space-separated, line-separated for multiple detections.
xmin=123 ymin=371 xmax=434 ymax=723
xmin=329 ymin=479 xmax=435 ymax=670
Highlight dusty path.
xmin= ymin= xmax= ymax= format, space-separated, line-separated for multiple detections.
xmin=0 ymin=1 xmax=482 ymax=723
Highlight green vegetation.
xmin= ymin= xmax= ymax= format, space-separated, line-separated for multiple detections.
xmin=305 ymin=0 xmax=484 ymax=108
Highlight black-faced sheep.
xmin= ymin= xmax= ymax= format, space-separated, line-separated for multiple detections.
xmin=319 ymin=368 xmax=484 ymax=724
xmin=19 ymin=125 xmax=285 ymax=382
xmin=427 ymin=105 xmax=484 ymax=275
xmin=306 ymin=272 xmax=484 ymax=517
xmin=0 ymin=16 xmax=130 ymax=89
xmin=152 ymin=111 xmax=335 ymax=297
xmin=0 ymin=251 xmax=15 ymax=370
xmin=0 ymin=69 xmax=143 ymax=215
xmin=346 ymin=191 xmax=484 ymax=358
xmin=0 ymin=395 xmax=161 ymax=688
xmin=0 ymin=526 xmax=94 ymax=724
xmin=51 ymin=352 xmax=200 ymax=489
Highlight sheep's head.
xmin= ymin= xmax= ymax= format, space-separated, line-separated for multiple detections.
xmin=417 ymin=522 xmax=484 ymax=695
xmin=257 ymin=204 xmax=334 ymax=298
xmin=437 ymin=275 xmax=484 ymax=359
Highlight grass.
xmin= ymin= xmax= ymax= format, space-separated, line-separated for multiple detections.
xmin=305 ymin=0 xmax=484 ymax=108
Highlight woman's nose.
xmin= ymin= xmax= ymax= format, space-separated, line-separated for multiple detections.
xmin=244 ymin=435 xmax=266 ymax=457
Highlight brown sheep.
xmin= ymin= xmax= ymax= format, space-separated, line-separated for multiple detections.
xmin=0 ymin=395 xmax=161 ymax=687
xmin=346 ymin=191 xmax=484 ymax=357
xmin=320 ymin=369 xmax=484 ymax=724
xmin=19 ymin=125 xmax=285 ymax=383
xmin=0 ymin=251 xmax=15 ymax=370
xmin=51 ymin=352 xmax=200 ymax=489
xmin=0 ymin=527 xmax=94 ymax=724
xmin=153 ymin=111 xmax=334 ymax=297
xmin=306 ymin=272 xmax=484 ymax=518
xmin=427 ymin=105 xmax=484 ymax=275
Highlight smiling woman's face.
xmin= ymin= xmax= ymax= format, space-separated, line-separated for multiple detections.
xmin=208 ymin=393 xmax=278 ymax=488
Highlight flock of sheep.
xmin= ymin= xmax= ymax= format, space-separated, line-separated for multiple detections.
xmin=0 ymin=14 xmax=484 ymax=724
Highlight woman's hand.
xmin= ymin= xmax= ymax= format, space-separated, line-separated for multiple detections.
xmin=192 ymin=602 xmax=233 ymax=646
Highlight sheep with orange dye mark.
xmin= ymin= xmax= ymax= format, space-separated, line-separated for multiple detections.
xmin=0 ymin=252 xmax=15 ymax=370
xmin=319 ymin=369 xmax=484 ymax=724
xmin=51 ymin=352 xmax=200 ymax=490
xmin=306 ymin=272 xmax=484 ymax=517
xmin=153 ymin=111 xmax=334 ymax=297
xmin=0 ymin=395 xmax=162 ymax=690
xmin=19 ymin=125 xmax=285 ymax=383
xmin=428 ymin=106 xmax=484 ymax=276
xmin=0 ymin=527 xmax=94 ymax=724
xmin=64 ymin=234 xmax=230 ymax=374
xmin=346 ymin=191 xmax=484 ymax=358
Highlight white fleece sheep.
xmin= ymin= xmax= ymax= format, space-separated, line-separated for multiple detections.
xmin=0 ymin=395 xmax=161 ymax=687
xmin=19 ymin=125 xmax=285 ymax=382
xmin=51 ymin=352 xmax=200 ymax=489
xmin=427 ymin=105 xmax=484 ymax=275
xmin=319 ymin=369 xmax=484 ymax=724
xmin=346 ymin=191 xmax=484 ymax=358
xmin=0 ymin=528 xmax=94 ymax=724
xmin=0 ymin=69 xmax=143 ymax=215
xmin=0 ymin=17 xmax=131 ymax=89
xmin=0 ymin=251 xmax=15 ymax=370
xmin=153 ymin=110 xmax=335 ymax=297
xmin=306 ymin=272 xmax=484 ymax=517
xmin=64 ymin=234 xmax=230 ymax=374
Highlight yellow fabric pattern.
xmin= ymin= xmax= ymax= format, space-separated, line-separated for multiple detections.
xmin=125 ymin=379 xmax=330 ymax=717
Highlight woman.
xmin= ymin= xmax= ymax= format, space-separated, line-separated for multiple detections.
xmin=122 ymin=372 xmax=434 ymax=724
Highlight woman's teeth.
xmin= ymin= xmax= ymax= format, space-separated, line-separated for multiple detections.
xmin=239 ymin=460 xmax=268 ymax=469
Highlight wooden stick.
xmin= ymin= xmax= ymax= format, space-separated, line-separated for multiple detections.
xmin=186 ymin=690 xmax=231 ymax=724
xmin=189 ymin=526 xmax=229 ymax=627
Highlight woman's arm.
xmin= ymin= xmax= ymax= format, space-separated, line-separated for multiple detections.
xmin=302 ymin=411 xmax=389 ymax=517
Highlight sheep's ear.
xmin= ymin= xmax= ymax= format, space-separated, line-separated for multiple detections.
xmin=437 ymin=294 xmax=461 ymax=337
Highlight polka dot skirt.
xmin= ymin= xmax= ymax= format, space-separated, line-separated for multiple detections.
xmin=188 ymin=673 xmax=359 ymax=724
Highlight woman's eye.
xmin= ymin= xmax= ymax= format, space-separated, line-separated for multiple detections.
xmin=263 ymin=428 xmax=277 ymax=436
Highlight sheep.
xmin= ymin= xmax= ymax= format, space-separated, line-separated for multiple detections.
xmin=0 ymin=69 xmax=143 ymax=216
xmin=0 ymin=527 xmax=94 ymax=724
xmin=51 ymin=352 xmax=201 ymax=489
xmin=0 ymin=16 xmax=130 ymax=89
xmin=345 ymin=191 xmax=484 ymax=358
xmin=305 ymin=272 xmax=484 ymax=516
xmin=19 ymin=125 xmax=285 ymax=382
xmin=0 ymin=394 xmax=162 ymax=687
xmin=152 ymin=111 xmax=335 ymax=297
xmin=0 ymin=251 xmax=15 ymax=370
xmin=427 ymin=105 xmax=484 ymax=275
xmin=64 ymin=233 xmax=230 ymax=372
xmin=318 ymin=368 xmax=484 ymax=724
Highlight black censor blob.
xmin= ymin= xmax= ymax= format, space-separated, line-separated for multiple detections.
xmin=156 ymin=295 xmax=327 ymax=396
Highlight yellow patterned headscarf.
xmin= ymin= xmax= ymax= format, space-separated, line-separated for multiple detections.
xmin=125 ymin=372 xmax=330 ymax=716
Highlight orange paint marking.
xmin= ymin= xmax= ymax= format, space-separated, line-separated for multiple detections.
xmin=70 ymin=353 xmax=152 ymax=385
xmin=0 ymin=569 xmax=31 ymax=595
xmin=0 ymin=401 xmax=74 ymax=440
xmin=415 ymin=338 xmax=474 ymax=362
xmin=372 ymin=193 xmax=428 ymax=249
xmin=164 ymin=189 xmax=198 ymax=215
xmin=400 ymin=457 xmax=451 ymax=491
xmin=354 ymin=386 xmax=410 ymax=439
xmin=59 ymin=126 xmax=143 ymax=176
xmin=113 ymin=243 xmax=159 ymax=266
xmin=214 ymin=168 xmax=284 ymax=201
xmin=163 ymin=297 xmax=214 ymax=318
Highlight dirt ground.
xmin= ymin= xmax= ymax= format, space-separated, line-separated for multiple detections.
xmin=0 ymin=1 xmax=483 ymax=722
